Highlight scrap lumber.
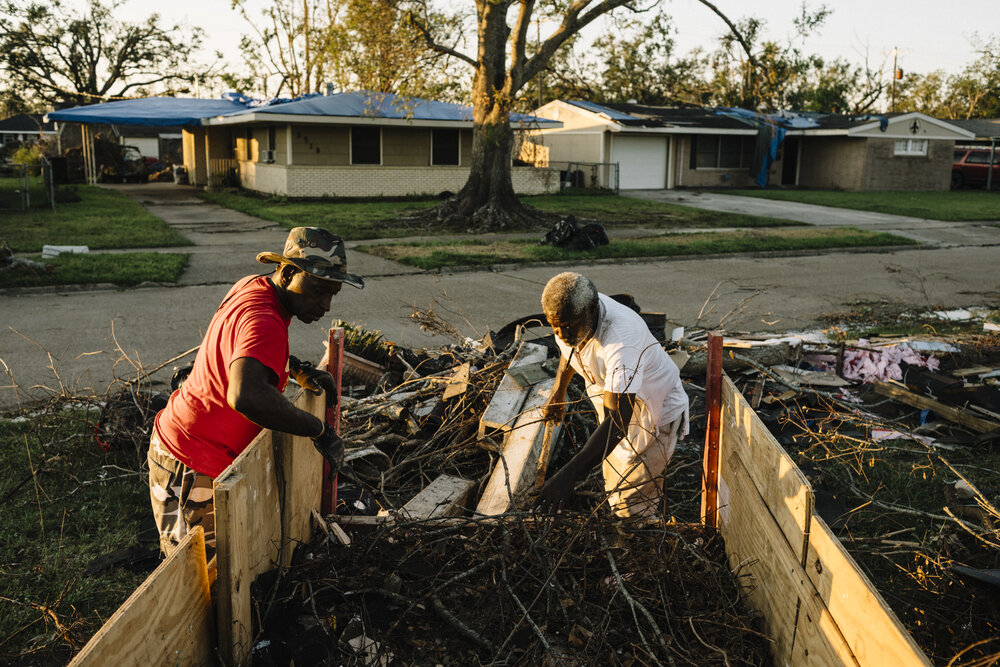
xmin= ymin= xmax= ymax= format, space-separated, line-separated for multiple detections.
xmin=399 ymin=474 xmax=476 ymax=519
xmin=478 ymin=342 xmax=548 ymax=440
xmin=476 ymin=379 xmax=563 ymax=516
xmin=68 ymin=528 xmax=214 ymax=667
xmin=873 ymin=380 xmax=1000 ymax=433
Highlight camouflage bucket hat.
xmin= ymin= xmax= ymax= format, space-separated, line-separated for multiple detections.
xmin=257 ymin=227 xmax=364 ymax=289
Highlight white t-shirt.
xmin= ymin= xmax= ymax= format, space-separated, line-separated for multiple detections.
xmin=554 ymin=294 xmax=689 ymax=460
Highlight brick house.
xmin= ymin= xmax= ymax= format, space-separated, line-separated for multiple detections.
xmin=528 ymin=100 xmax=974 ymax=191
xmin=192 ymin=92 xmax=562 ymax=197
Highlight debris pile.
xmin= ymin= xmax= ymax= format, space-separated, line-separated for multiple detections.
xmin=251 ymin=518 xmax=770 ymax=666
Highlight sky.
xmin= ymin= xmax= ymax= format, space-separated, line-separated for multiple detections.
xmin=91 ymin=0 xmax=999 ymax=83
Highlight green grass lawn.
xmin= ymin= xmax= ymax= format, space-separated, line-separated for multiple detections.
xmin=199 ymin=190 xmax=800 ymax=239
xmin=0 ymin=178 xmax=192 ymax=252
xmin=523 ymin=193 xmax=800 ymax=228
xmin=0 ymin=252 xmax=189 ymax=289
xmin=718 ymin=189 xmax=1000 ymax=221
xmin=358 ymin=227 xmax=915 ymax=270
xmin=0 ymin=407 xmax=152 ymax=664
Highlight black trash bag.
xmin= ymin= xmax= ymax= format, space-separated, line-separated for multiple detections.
xmin=540 ymin=215 xmax=609 ymax=250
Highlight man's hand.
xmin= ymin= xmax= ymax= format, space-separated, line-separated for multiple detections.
xmin=289 ymin=355 xmax=338 ymax=407
xmin=534 ymin=466 xmax=576 ymax=514
xmin=541 ymin=397 xmax=565 ymax=423
xmin=312 ymin=425 xmax=345 ymax=476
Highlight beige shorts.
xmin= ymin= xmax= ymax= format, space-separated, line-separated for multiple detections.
xmin=601 ymin=416 xmax=682 ymax=517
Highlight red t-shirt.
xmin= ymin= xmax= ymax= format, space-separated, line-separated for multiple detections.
xmin=154 ymin=276 xmax=291 ymax=477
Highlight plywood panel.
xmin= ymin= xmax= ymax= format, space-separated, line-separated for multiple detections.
xmin=806 ymin=515 xmax=931 ymax=666
xmin=215 ymin=473 xmax=251 ymax=667
xmin=719 ymin=446 xmax=857 ymax=666
xmin=721 ymin=376 xmax=813 ymax=564
xmin=279 ymin=391 xmax=324 ymax=563
xmin=68 ymin=528 xmax=215 ymax=667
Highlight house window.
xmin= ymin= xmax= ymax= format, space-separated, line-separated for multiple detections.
xmin=267 ymin=126 xmax=276 ymax=151
xmin=894 ymin=139 xmax=927 ymax=156
xmin=351 ymin=127 xmax=381 ymax=164
xmin=432 ymin=129 xmax=460 ymax=165
xmin=692 ymin=135 xmax=754 ymax=169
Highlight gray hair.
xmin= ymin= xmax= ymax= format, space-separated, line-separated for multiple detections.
xmin=542 ymin=272 xmax=598 ymax=319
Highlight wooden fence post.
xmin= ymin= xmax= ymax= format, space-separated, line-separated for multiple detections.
xmin=323 ymin=327 xmax=345 ymax=515
xmin=701 ymin=331 xmax=723 ymax=527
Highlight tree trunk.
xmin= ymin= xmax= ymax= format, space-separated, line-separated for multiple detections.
xmin=421 ymin=1 xmax=547 ymax=233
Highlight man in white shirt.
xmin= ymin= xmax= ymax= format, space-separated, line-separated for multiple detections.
xmin=535 ymin=272 xmax=688 ymax=517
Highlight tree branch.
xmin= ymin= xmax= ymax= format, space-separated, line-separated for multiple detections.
xmin=408 ymin=9 xmax=477 ymax=68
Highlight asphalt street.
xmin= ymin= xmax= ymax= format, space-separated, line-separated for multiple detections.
xmin=2 ymin=184 xmax=998 ymax=410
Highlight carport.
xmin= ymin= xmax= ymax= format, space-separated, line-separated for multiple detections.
xmin=45 ymin=97 xmax=250 ymax=185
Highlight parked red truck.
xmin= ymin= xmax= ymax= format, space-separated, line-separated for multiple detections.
xmin=952 ymin=147 xmax=1000 ymax=188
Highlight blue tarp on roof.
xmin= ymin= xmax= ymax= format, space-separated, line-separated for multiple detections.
xmin=217 ymin=91 xmax=558 ymax=126
xmin=45 ymin=97 xmax=260 ymax=127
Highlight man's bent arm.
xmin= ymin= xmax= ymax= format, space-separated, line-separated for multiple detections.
xmin=228 ymin=357 xmax=326 ymax=437
xmin=542 ymin=353 xmax=576 ymax=422
xmin=535 ymin=391 xmax=635 ymax=511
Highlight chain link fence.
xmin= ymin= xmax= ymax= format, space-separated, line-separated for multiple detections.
xmin=0 ymin=160 xmax=69 ymax=211
xmin=550 ymin=161 xmax=620 ymax=194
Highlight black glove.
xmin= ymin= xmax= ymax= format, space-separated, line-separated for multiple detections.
xmin=289 ymin=355 xmax=338 ymax=407
xmin=312 ymin=424 xmax=345 ymax=476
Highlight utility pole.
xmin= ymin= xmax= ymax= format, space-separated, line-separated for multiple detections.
xmin=891 ymin=47 xmax=897 ymax=113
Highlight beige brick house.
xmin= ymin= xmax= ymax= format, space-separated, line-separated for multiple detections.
xmin=529 ymin=100 xmax=974 ymax=191
xmin=191 ymin=92 xmax=562 ymax=197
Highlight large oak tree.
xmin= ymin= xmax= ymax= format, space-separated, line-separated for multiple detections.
xmin=412 ymin=0 xmax=751 ymax=231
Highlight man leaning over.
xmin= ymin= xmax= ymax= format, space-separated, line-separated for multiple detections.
xmin=534 ymin=272 xmax=688 ymax=517
xmin=148 ymin=227 xmax=362 ymax=559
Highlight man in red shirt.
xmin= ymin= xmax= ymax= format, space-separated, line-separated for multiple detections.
xmin=148 ymin=227 xmax=362 ymax=559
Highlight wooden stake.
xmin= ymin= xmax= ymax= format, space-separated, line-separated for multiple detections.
xmin=701 ymin=332 xmax=723 ymax=528
xmin=323 ymin=327 xmax=345 ymax=515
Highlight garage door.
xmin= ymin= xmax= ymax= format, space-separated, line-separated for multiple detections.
xmin=612 ymin=135 xmax=667 ymax=189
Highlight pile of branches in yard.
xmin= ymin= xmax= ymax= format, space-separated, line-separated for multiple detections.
xmin=721 ymin=328 xmax=1000 ymax=665
xmin=250 ymin=516 xmax=770 ymax=666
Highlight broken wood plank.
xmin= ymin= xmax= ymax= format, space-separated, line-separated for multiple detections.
xmin=68 ymin=528 xmax=214 ymax=667
xmin=476 ymin=378 xmax=563 ymax=516
xmin=873 ymin=380 xmax=1000 ymax=433
xmin=478 ymin=342 xmax=548 ymax=440
xmin=400 ymin=474 xmax=475 ymax=519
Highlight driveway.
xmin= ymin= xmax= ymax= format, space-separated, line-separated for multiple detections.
xmin=624 ymin=189 xmax=1000 ymax=247
xmin=3 ymin=185 xmax=999 ymax=411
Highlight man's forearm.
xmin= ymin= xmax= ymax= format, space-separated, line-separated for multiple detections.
xmin=234 ymin=382 xmax=325 ymax=437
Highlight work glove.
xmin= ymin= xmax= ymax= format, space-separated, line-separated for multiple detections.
xmin=289 ymin=355 xmax=338 ymax=407
xmin=312 ymin=423 xmax=345 ymax=476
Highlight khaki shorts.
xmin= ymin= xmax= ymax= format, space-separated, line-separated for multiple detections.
xmin=148 ymin=432 xmax=216 ymax=560
xmin=602 ymin=416 xmax=682 ymax=517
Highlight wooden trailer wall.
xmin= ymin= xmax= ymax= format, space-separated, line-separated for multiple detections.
xmin=69 ymin=332 xmax=938 ymax=667
xmin=708 ymin=362 xmax=932 ymax=665
xmin=68 ymin=388 xmax=325 ymax=667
